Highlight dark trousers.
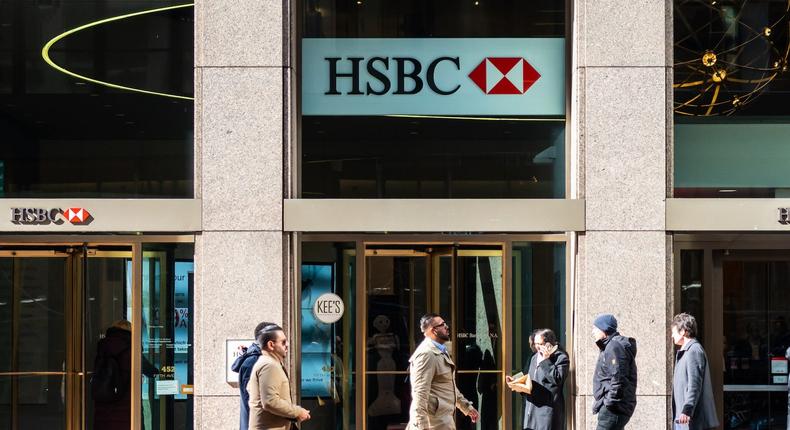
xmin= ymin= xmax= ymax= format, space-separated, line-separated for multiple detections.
xmin=596 ymin=407 xmax=631 ymax=430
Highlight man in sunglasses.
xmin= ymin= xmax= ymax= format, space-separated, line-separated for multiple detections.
xmin=407 ymin=313 xmax=480 ymax=430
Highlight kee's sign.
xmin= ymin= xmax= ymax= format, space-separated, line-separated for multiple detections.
xmin=302 ymin=38 xmax=565 ymax=116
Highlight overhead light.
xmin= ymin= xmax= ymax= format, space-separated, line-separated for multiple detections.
xmin=718 ymin=189 xmax=737 ymax=193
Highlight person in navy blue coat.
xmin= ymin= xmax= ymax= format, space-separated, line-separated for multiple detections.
xmin=232 ymin=321 xmax=272 ymax=430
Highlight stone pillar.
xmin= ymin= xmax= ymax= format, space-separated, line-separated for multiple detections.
xmin=573 ymin=0 xmax=673 ymax=428
xmin=194 ymin=1 xmax=287 ymax=428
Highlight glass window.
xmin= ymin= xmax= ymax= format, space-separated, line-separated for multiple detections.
xmin=722 ymin=259 xmax=790 ymax=428
xmin=0 ymin=1 xmax=194 ymax=198
xmin=510 ymin=242 xmax=566 ymax=430
xmin=300 ymin=242 xmax=356 ymax=430
xmin=679 ymin=250 xmax=704 ymax=345
xmin=300 ymin=0 xmax=566 ymax=199
xmin=0 ymin=257 xmax=67 ymax=429
xmin=673 ymin=0 xmax=790 ymax=197
xmin=140 ymin=243 xmax=194 ymax=430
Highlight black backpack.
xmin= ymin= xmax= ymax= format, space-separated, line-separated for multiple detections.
xmin=90 ymin=340 xmax=130 ymax=403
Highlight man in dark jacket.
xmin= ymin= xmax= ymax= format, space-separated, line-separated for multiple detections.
xmin=591 ymin=314 xmax=638 ymax=430
xmin=671 ymin=313 xmax=718 ymax=430
xmin=232 ymin=321 xmax=272 ymax=430
xmin=508 ymin=328 xmax=569 ymax=430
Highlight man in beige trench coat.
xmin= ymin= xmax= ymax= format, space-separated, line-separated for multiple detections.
xmin=407 ymin=313 xmax=480 ymax=430
xmin=247 ymin=324 xmax=311 ymax=430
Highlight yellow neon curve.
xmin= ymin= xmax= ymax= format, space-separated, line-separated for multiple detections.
xmin=41 ymin=3 xmax=194 ymax=101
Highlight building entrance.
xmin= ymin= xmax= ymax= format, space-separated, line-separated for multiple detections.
xmin=716 ymin=251 xmax=790 ymax=429
xmin=0 ymin=246 xmax=132 ymax=430
xmin=0 ymin=239 xmax=195 ymax=430
xmin=298 ymin=236 xmax=567 ymax=430
xmin=363 ymin=244 xmax=504 ymax=430
xmin=677 ymin=240 xmax=790 ymax=429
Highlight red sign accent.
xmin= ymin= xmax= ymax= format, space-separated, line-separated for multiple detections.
xmin=64 ymin=208 xmax=91 ymax=224
xmin=468 ymin=57 xmax=541 ymax=95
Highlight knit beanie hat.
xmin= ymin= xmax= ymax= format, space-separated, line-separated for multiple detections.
xmin=593 ymin=314 xmax=618 ymax=335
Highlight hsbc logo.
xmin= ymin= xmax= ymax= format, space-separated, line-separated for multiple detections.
xmin=324 ymin=55 xmax=541 ymax=96
xmin=468 ymin=58 xmax=541 ymax=95
xmin=303 ymin=38 xmax=565 ymax=116
xmin=11 ymin=207 xmax=93 ymax=226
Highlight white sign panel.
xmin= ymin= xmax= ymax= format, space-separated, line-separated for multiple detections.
xmin=155 ymin=380 xmax=180 ymax=396
xmin=302 ymin=38 xmax=565 ymax=116
xmin=312 ymin=293 xmax=345 ymax=324
xmin=226 ymin=339 xmax=255 ymax=384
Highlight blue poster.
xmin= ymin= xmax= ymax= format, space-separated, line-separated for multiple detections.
xmin=302 ymin=38 xmax=565 ymax=116
xmin=173 ymin=261 xmax=193 ymax=400
xmin=301 ymin=264 xmax=334 ymax=397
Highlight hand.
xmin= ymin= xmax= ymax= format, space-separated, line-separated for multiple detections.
xmin=505 ymin=375 xmax=514 ymax=384
xmin=676 ymin=413 xmax=690 ymax=424
xmin=468 ymin=407 xmax=479 ymax=423
xmin=237 ymin=345 xmax=247 ymax=355
xmin=297 ymin=409 xmax=311 ymax=422
xmin=509 ymin=383 xmax=529 ymax=394
xmin=539 ymin=344 xmax=558 ymax=359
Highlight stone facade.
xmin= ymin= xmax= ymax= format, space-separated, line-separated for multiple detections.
xmin=194 ymin=1 xmax=674 ymax=428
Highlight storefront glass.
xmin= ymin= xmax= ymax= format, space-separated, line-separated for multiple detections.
xmin=673 ymin=0 xmax=790 ymax=197
xmin=299 ymin=238 xmax=566 ymax=430
xmin=300 ymin=0 xmax=567 ymax=199
xmin=0 ymin=0 xmax=194 ymax=198
xmin=510 ymin=242 xmax=566 ymax=430
xmin=300 ymin=241 xmax=357 ymax=430
xmin=140 ymin=243 xmax=194 ymax=430
xmin=677 ymin=243 xmax=790 ymax=429
xmin=0 ymin=241 xmax=194 ymax=430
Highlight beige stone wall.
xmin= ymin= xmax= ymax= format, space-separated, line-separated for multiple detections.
xmin=194 ymin=1 xmax=288 ymax=428
xmin=573 ymin=0 xmax=673 ymax=429
xmin=193 ymin=0 xmax=676 ymax=428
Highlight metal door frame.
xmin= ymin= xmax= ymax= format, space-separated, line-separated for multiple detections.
xmin=0 ymin=234 xmax=194 ymax=430
xmin=295 ymin=233 xmax=570 ymax=430
xmin=674 ymin=234 xmax=790 ymax=427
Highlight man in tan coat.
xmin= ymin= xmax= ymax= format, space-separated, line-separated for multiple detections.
xmin=407 ymin=313 xmax=480 ymax=430
xmin=247 ymin=324 xmax=311 ymax=430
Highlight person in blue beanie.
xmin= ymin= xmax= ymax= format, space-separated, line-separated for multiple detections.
xmin=232 ymin=321 xmax=273 ymax=430
xmin=591 ymin=314 xmax=638 ymax=430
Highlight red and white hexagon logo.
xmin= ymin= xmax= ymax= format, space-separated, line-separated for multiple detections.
xmin=468 ymin=57 xmax=541 ymax=95
xmin=64 ymin=208 xmax=91 ymax=224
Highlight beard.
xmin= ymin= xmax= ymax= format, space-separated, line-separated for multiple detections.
xmin=436 ymin=331 xmax=450 ymax=342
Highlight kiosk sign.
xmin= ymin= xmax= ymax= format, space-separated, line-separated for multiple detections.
xmin=312 ymin=292 xmax=344 ymax=324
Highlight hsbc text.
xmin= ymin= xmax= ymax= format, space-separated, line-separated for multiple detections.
xmin=325 ymin=56 xmax=461 ymax=96
xmin=11 ymin=208 xmax=64 ymax=225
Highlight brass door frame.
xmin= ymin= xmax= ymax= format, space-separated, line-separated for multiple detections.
xmin=295 ymin=234 xmax=571 ymax=430
xmin=362 ymin=242 xmax=509 ymax=430
xmin=0 ymin=235 xmax=193 ymax=430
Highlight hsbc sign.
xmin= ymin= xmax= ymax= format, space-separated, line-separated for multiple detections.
xmin=11 ymin=207 xmax=92 ymax=225
xmin=302 ymin=38 xmax=564 ymax=115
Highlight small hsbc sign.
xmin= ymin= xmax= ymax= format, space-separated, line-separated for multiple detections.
xmin=11 ymin=207 xmax=92 ymax=225
xmin=302 ymin=38 xmax=564 ymax=116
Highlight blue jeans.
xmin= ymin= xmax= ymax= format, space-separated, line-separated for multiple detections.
xmin=596 ymin=407 xmax=631 ymax=430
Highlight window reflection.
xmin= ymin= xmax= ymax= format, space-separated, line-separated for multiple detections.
xmin=0 ymin=0 xmax=193 ymax=198
xmin=673 ymin=0 xmax=790 ymax=198
xmin=302 ymin=117 xmax=565 ymax=199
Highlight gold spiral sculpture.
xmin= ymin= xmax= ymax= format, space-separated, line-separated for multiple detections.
xmin=674 ymin=0 xmax=790 ymax=116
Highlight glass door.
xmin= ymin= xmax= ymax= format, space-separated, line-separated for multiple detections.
xmin=363 ymin=245 xmax=505 ymax=430
xmin=712 ymin=251 xmax=790 ymax=430
xmin=0 ymin=246 xmax=133 ymax=430
xmin=0 ymin=250 xmax=71 ymax=430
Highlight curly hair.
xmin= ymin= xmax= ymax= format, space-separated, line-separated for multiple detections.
xmin=671 ymin=313 xmax=698 ymax=338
